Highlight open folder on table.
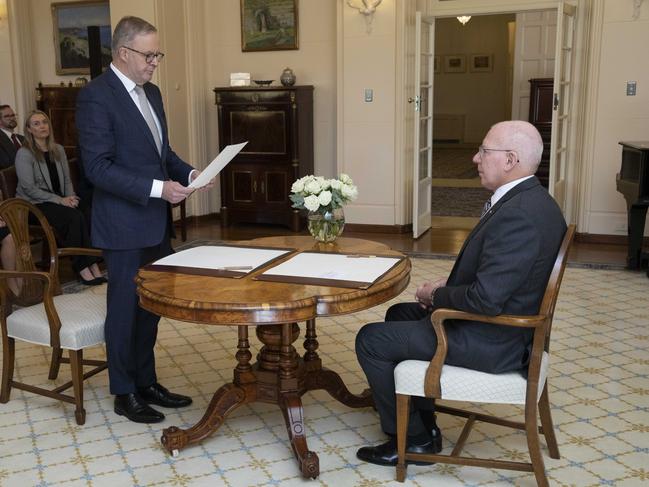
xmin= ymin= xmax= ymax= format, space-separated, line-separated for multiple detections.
xmin=188 ymin=141 xmax=248 ymax=190
xmin=145 ymin=244 xmax=294 ymax=278
xmin=255 ymin=251 xmax=405 ymax=289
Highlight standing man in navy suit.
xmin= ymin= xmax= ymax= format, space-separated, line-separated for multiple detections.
xmin=76 ymin=16 xmax=207 ymax=423
xmin=0 ymin=105 xmax=25 ymax=168
xmin=355 ymin=121 xmax=567 ymax=466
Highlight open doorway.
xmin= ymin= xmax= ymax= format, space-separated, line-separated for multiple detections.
xmin=431 ymin=14 xmax=515 ymax=225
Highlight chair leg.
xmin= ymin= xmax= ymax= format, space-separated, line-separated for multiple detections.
xmin=0 ymin=334 xmax=15 ymax=403
xmin=48 ymin=347 xmax=63 ymax=380
xmin=396 ymin=394 xmax=411 ymax=482
xmin=525 ymin=403 xmax=549 ymax=487
xmin=69 ymin=349 xmax=86 ymax=425
xmin=538 ymin=384 xmax=560 ymax=459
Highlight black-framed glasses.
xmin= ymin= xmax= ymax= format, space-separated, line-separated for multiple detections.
xmin=478 ymin=146 xmax=515 ymax=158
xmin=121 ymin=45 xmax=165 ymax=64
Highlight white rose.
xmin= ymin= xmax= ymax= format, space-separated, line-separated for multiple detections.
xmin=330 ymin=179 xmax=342 ymax=190
xmin=305 ymin=179 xmax=322 ymax=194
xmin=291 ymin=179 xmax=305 ymax=193
xmin=304 ymin=194 xmax=321 ymax=212
xmin=318 ymin=190 xmax=332 ymax=206
xmin=341 ymin=184 xmax=358 ymax=201
xmin=320 ymin=179 xmax=331 ymax=190
xmin=340 ymin=173 xmax=353 ymax=185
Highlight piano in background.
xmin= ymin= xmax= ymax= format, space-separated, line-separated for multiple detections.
xmin=616 ymin=141 xmax=649 ymax=271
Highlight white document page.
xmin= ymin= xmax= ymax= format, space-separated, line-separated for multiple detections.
xmin=151 ymin=245 xmax=291 ymax=271
xmin=188 ymin=141 xmax=248 ymax=189
xmin=260 ymin=253 xmax=402 ymax=285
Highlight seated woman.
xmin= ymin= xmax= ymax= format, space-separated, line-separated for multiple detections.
xmin=14 ymin=110 xmax=105 ymax=286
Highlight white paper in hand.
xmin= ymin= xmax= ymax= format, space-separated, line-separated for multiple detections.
xmin=188 ymin=141 xmax=248 ymax=189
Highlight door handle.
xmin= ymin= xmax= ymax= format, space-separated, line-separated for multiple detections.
xmin=253 ymin=180 xmax=257 ymax=193
xmin=408 ymin=95 xmax=421 ymax=112
xmin=553 ymin=93 xmax=559 ymax=110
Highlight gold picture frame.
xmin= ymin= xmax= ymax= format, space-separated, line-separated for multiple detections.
xmin=240 ymin=0 xmax=299 ymax=52
xmin=51 ymin=0 xmax=111 ymax=75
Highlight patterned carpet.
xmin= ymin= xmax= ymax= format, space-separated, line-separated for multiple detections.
xmin=432 ymin=149 xmax=478 ymax=179
xmin=1 ymin=258 xmax=648 ymax=486
xmin=431 ymin=187 xmax=492 ymax=217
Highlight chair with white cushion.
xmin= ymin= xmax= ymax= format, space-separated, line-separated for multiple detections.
xmin=0 ymin=198 xmax=107 ymax=425
xmin=394 ymin=224 xmax=575 ymax=487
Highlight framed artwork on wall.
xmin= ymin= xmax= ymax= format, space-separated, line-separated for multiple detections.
xmin=240 ymin=0 xmax=299 ymax=52
xmin=470 ymin=54 xmax=493 ymax=72
xmin=51 ymin=1 xmax=111 ymax=75
xmin=443 ymin=55 xmax=466 ymax=73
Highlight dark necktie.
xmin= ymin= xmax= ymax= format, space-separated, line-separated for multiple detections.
xmin=481 ymin=199 xmax=492 ymax=218
xmin=10 ymin=134 xmax=21 ymax=150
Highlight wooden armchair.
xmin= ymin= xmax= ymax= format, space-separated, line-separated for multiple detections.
xmin=0 ymin=198 xmax=107 ymax=425
xmin=394 ymin=224 xmax=576 ymax=486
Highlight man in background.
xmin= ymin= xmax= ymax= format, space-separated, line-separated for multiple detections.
xmin=355 ymin=120 xmax=567 ymax=466
xmin=0 ymin=105 xmax=25 ymax=169
xmin=76 ymin=16 xmax=206 ymax=424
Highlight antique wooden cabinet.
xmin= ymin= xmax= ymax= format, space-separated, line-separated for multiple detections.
xmin=213 ymin=86 xmax=314 ymax=231
xmin=36 ymin=83 xmax=81 ymax=160
xmin=528 ymin=78 xmax=554 ymax=188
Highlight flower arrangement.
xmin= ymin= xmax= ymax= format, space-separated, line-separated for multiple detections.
xmin=289 ymin=174 xmax=358 ymax=242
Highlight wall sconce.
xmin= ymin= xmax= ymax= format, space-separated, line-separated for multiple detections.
xmin=457 ymin=15 xmax=471 ymax=26
xmin=346 ymin=0 xmax=383 ymax=34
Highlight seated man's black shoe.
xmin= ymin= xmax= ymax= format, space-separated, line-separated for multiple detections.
xmin=137 ymin=382 xmax=192 ymax=408
xmin=356 ymin=436 xmax=442 ymax=467
xmin=419 ymin=409 xmax=443 ymax=452
xmin=114 ymin=393 xmax=165 ymax=423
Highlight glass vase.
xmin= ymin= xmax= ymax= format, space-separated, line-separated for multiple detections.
xmin=307 ymin=207 xmax=345 ymax=243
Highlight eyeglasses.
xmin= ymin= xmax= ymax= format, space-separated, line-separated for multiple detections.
xmin=478 ymin=146 xmax=515 ymax=158
xmin=121 ymin=46 xmax=165 ymax=64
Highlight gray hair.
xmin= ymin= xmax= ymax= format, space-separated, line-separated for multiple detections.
xmin=111 ymin=16 xmax=157 ymax=58
xmin=492 ymin=121 xmax=544 ymax=172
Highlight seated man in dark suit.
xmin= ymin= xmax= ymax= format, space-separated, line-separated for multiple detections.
xmin=0 ymin=105 xmax=25 ymax=169
xmin=355 ymin=120 xmax=567 ymax=466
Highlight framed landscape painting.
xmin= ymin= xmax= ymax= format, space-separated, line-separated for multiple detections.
xmin=444 ymin=55 xmax=466 ymax=74
xmin=240 ymin=0 xmax=299 ymax=52
xmin=52 ymin=1 xmax=112 ymax=75
xmin=470 ymin=54 xmax=493 ymax=72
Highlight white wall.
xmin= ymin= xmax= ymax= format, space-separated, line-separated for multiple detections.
xmin=338 ymin=0 xmax=398 ymax=225
xmin=0 ymin=0 xmax=15 ymax=106
xmin=582 ymin=0 xmax=649 ymax=236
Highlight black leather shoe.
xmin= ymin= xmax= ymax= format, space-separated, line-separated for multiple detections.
xmin=114 ymin=393 xmax=165 ymax=423
xmin=419 ymin=409 xmax=443 ymax=452
xmin=80 ymin=276 xmax=105 ymax=286
xmin=137 ymin=382 xmax=192 ymax=408
xmin=356 ymin=436 xmax=442 ymax=467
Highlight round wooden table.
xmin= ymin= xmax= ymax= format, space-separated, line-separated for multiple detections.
xmin=136 ymin=236 xmax=411 ymax=478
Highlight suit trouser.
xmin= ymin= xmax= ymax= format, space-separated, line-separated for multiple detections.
xmin=355 ymin=302 xmax=438 ymax=437
xmin=103 ymin=236 xmax=172 ymax=395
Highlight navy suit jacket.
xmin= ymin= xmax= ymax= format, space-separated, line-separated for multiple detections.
xmin=434 ymin=177 xmax=567 ymax=374
xmin=75 ymin=68 xmax=193 ymax=250
xmin=0 ymin=131 xmax=25 ymax=169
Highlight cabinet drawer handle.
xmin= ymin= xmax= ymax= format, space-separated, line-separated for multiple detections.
xmin=253 ymin=180 xmax=257 ymax=192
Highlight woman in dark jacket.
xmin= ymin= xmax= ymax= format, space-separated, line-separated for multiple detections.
xmin=15 ymin=110 xmax=104 ymax=285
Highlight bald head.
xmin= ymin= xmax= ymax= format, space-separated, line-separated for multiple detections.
xmin=490 ymin=121 xmax=544 ymax=174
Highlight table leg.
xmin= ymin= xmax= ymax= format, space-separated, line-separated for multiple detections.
xmin=279 ymin=392 xmax=319 ymax=479
xmin=161 ymin=383 xmax=247 ymax=456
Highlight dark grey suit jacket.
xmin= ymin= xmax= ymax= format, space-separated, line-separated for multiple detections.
xmin=434 ymin=176 xmax=567 ymax=374
xmin=76 ymin=68 xmax=193 ymax=250
xmin=0 ymin=131 xmax=25 ymax=169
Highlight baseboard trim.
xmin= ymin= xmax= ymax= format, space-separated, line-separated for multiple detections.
xmin=575 ymin=232 xmax=648 ymax=246
xmin=345 ymin=223 xmax=412 ymax=234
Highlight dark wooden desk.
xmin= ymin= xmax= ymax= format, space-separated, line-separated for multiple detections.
xmin=135 ymin=236 xmax=411 ymax=478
